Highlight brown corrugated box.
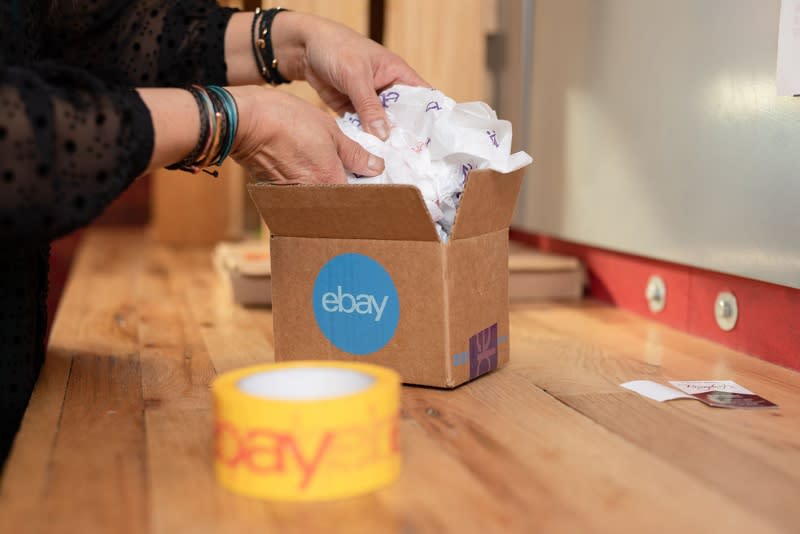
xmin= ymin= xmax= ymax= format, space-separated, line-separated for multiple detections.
xmin=248 ymin=168 xmax=523 ymax=388
xmin=508 ymin=242 xmax=586 ymax=301
xmin=212 ymin=241 xmax=272 ymax=307
xmin=212 ymin=240 xmax=584 ymax=307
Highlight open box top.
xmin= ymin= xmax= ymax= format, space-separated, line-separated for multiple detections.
xmin=247 ymin=168 xmax=524 ymax=242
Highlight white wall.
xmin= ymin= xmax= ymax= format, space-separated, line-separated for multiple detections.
xmin=501 ymin=0 xmax=800 ymax=288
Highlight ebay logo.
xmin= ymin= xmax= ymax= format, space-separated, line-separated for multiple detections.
xmin=321 ymin=286 xmax=390 ymax=322
xmin=313 ymin=254 xmax=400 ymax=355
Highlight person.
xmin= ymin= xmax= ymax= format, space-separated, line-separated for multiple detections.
xmin=0 ymin=0 xmax=427 ymax=465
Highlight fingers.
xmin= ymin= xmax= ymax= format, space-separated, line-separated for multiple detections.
xmin=344 ymin=70 xmax=390 ymax=141
xmin=335 ymin=131 xmax=384 ymax=178
xmin=343 ymin=57 xmax=430 ymax=139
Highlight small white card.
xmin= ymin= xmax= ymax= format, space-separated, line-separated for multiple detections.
xmin=777 ymin=0 xmax=800 ymax=96
xmin=621 ymin=380 xmax=778 ymax=409
xmin=620 ymin=380 xmax=693 ymax=402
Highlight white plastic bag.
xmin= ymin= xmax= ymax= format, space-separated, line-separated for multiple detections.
xmin=337 ymin=85 xmax=532 ymax=241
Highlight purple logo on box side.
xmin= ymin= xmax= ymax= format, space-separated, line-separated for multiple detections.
xmin=469 ymin=323 xmax=498 ymax=379
xmin=452 ymin=335 xmax=506 ymax=367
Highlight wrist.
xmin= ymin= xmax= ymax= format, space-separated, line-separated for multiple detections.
xmin=269 ymin=11 xmax=310 ymax=81
xmin=163 ymin=86 xmax=239 ymax=176
xmin=138 ymin=88 xmax=200 ymax=174
xmin=225 ymin=12 xmax=260 ymax=85
xmin=224 ymin=85 xmax=272 ymax=158
xmin=225 ymin=10 xmax=304 ymax=85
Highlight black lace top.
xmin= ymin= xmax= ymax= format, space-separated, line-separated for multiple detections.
xmin=0 ymin=0 xmax=237 ymax=464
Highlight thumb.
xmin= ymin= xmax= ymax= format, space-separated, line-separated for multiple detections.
xmin=346 ymin=77 xmax=390 ymax=141
xmin=335 ymin=131 xmax=385 ymax=177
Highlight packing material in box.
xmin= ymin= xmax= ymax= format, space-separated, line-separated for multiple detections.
xmin=247 ymin=168 xmax=523 ymax=388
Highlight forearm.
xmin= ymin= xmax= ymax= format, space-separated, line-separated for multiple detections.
xmin=136 ymin=88 xmax=199 ymax=174
xmin=47 ymin=0 xmax=236 ymax=87
xmin=0 ymin=65 xmax=152 ymax=243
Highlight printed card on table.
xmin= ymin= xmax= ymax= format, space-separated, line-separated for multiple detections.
xmin=669 ymin=381 xmax=778 ymax=409
xmin=621 ymin=380 xmax=778 ymax=409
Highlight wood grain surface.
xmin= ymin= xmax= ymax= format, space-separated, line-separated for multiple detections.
xmin=2 ymin=229 xmax=798 ymax=533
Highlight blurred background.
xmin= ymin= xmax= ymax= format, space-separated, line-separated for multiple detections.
xmin=50 ymin=0 xmax=800 ymax=360
xmin=49 ymin=0 xmax=499 ymax=325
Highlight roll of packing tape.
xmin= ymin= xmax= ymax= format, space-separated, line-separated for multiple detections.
xmin=212 ymin=361 xmax=401 ymax=501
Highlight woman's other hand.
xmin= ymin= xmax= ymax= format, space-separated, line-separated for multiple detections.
xmin=227 ymin=86 xmax=384 ymax=184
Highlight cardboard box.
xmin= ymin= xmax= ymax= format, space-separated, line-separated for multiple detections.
xmin=212 ymin=239 xmax=584 ymax=308
xmin=248 ymin=169 xmax=523 ymax=388
xmin=212 ymin=240 xmax=272 ymax=307
xmin=508 ymin=242 xmax=586 ymax=301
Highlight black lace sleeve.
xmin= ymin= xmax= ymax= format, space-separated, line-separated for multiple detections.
xmin=0 ymin=0 xmax=241 ymax=244
xmin=45 ymin=0 xmax=239 ymax=87
xmin=0 ymin=62 xmax=153 ymax=243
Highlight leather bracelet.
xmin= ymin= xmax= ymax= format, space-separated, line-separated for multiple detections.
xmin=252 ymin=7 xmax=291 ymax=86
xmin=206 ymin=86 xmax=238 ymax=166
xmin=166 ymin=86 xmax=209 ymax=172
xmin=166 ymin=85 xmax=238 ymax=177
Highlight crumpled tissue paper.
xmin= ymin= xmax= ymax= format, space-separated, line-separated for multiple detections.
xmin=337 ymin=84 xmax=533 ymax=241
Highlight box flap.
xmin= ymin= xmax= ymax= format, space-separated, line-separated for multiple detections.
xmin=247 ymin=183 xmax=440 ymax=242
xmin=450 ymin=168 xmax=524 ymax=240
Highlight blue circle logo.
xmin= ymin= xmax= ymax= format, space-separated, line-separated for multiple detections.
xmin=313 ymin=253 xmax=400 ymax=355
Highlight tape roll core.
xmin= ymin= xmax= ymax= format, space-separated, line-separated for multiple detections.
xmin=237 ymin=367 xmax=376 ymax=400
xmin=213 ymin=361 xmax=401 ymax=501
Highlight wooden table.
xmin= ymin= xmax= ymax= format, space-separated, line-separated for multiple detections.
xmin=2 ymin=228 xmax=799 ymax=533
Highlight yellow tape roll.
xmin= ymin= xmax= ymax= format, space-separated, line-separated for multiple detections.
xmin=212 ymin=361 xmax=401 ymax=501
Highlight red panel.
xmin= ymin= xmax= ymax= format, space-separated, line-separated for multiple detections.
xmin=509 ymin=229 xmax=800 ymax=372
xmin=687 ymin=269 xmax=800 ymax=371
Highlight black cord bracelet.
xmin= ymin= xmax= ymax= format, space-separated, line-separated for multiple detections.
xmin=252 ymin=7 xmax=291 ymax=86
xmin=167 ymin=85 xmax=238 ymax=177
xmin=166 ymin=86 xmax=210 ymax=172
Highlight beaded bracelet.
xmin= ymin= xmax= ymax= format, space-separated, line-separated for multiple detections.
xmin=252 ymin=6 xmax=291 ymax=86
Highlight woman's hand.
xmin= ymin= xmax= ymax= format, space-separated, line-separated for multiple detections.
xmin=226 ymin=85 xmax=384 ymax=184
xmin=271 ymin=12 xmax=428 ymax=140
